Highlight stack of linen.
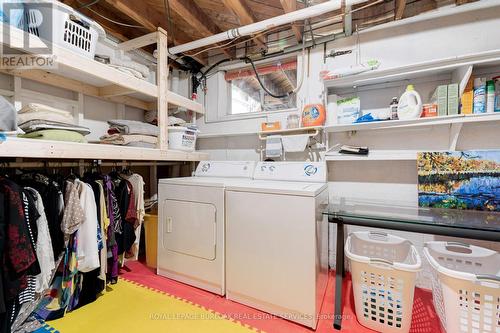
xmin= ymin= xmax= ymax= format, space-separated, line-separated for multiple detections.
xmin=100 ymin=119 xmax=159 ymax=148
xmin=17 ymin=103 xmax=90 ymax=143
xmin=0 ymin=96 xmax=18 ymax=137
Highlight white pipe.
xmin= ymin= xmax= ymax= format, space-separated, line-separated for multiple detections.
xmin=169 ymin=0 xmax=366 ymax=55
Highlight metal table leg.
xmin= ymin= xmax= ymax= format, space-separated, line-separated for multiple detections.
xmin=334 ymin=218 xmax=344 ymax=330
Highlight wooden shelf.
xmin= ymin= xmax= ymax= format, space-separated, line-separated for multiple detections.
xmin=323 ymin=49 xmax=500 ymax=90
xmin=258 ymin=126 xmax=323 ymax=136
xmin=0 ymin=138 xmax=208 ymax=161
xmin=0 ymin=23 xmax=204 ymax=115
xmin=325 ymin=113 xmax=500 ymax=133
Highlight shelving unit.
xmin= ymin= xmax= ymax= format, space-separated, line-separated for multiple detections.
xmin=0 ymin=23 xmax=207 ymax=161
xmin=323 ymin=51 xmax=500 ymax=161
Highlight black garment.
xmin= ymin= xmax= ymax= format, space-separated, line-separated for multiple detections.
xmin=0 ymin=191 xmax=6 ymax=315
xmin=75 ymin=269 xmax=102 ymax=308
xmin=18 ymin=174 xmax=64 ymax=259
xmin=114 ymin=180 xmax=136 ymax=255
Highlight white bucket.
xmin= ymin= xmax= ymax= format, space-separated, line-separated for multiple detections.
xmin=168 ymin=126 xmax=198 ymax=152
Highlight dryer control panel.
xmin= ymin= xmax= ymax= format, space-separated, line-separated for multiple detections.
xmin=253 ymin=162 xmax=327 ymax=183
xmin=195 ymin=161 xmax=256 ymax=178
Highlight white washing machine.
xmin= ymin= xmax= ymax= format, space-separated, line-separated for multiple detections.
xmin=225 ymin=162 xmax=329 ymax=329
xmin=158 ymin=161 xmax=256 ymax=295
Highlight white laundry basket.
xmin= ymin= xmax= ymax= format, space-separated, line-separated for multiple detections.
xmin=423 ymin=242 xmax=500 ymax=333
xmin=23 ymin=0 xmax=105 ymax=58
xmin=346 ymin=231 xmax=422 ymax=333
xmin=168 ymin=126 xmax=198 ymax=152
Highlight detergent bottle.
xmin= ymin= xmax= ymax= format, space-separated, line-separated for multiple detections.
xmin=397 ymin=85 xmax=423 ymax=120
xmin=301 ymin=104 xmax=326 ymax=127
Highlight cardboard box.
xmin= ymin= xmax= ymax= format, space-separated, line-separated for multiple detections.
xmin=431 ymin=85 xmax=448 ymax=116
xmin=460 ymin=76 xmax=474 ymax=114
xmin=448 ymin=83 xmax=459 ymax=115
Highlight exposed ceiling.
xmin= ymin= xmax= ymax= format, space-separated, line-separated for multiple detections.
xmin=63 ymin=0 xmax=478 ymax=66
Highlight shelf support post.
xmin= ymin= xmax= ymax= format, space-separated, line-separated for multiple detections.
xmin=157 ymin=27 xmax=169 ymax=151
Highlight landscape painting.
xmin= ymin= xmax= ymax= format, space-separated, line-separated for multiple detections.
xmin=418 ymin=151 xmax=500 ymax=211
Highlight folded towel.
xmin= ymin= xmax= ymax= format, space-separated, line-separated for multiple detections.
xmin=0 ymin=96 xmax=16 ymax=132
xmin=19 ymin=119 xmax=91 ymax=135
xmin=107 ymin=119 xmax=159 ymax=137
xmin=19 ymin=130 xmax=87 ymax=143
xmin=100 ymin=134 xmax=158 ymax=146
xmin=265 ymin=135 xmax=282 ymax=158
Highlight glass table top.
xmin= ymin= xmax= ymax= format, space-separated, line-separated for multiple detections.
xmin=324 ymin=198 xmax=500 ymax=232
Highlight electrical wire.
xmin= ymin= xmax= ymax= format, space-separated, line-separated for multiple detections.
xmin=77 ymin=0 xmax=101 ymax=9
xmin=75 ymin=0 xmax=146 ymax=28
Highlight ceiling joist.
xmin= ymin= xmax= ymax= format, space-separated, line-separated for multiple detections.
xmin=395 ymin=0 xmax=407 ymax=20
xmin=280 ymin=0 xmax=303 ymax=43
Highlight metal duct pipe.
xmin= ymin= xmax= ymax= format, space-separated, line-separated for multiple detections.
xmin=169 ymin=0 xmax=367 ymax=55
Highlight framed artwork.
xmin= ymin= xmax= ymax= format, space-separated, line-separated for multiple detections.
xmin=418 ymin=151 xmax=500 ymax=211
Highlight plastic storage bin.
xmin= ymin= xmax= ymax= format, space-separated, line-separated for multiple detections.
xmin=168 ymin=126 xmax=198 ymax=152
xmin=23 ymin=0 xmax=105 ymax=58
xmin=346 ymin=231 xmax=422 ymax=333
xmin=423 ymin=242 xmax=500 ymax=333
xmin=143 ymin=214 xmax=158 ymax=269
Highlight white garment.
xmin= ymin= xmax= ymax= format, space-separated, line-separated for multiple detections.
xmin=26 ymin=188 xmax=55 ymax=293
xmin=76 ymin=181 xmax=100 ymax=273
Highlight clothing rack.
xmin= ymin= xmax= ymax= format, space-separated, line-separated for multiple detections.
xmin=0 ymin=161 xmax=188 ymax=168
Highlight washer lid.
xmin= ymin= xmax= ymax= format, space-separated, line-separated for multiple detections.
xmin=159 ymin=176 xmax=254 ymax=188
xmin=226 ymin=180 xmax=327 ymax=197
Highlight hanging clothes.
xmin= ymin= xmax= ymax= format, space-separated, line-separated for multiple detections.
xmin=18 ymin=173 xmax=65 ymax=259
xmin=122 ymin=173 xmax=145 ymax=259
xmin=75 ymin=180 xmax=100 ymax=273
xmin=25 ymin=188 xmax=55 ymax=293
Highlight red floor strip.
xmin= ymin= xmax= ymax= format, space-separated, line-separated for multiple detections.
xmin=120 ymin=261 xmax=444 ymax=333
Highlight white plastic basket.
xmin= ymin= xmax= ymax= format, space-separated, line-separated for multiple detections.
xmin=346 ymin=231 xmax=422 ymax=333
xmin=23 ymin=0 xmax=105 ymax=58
xmin=168 ymin=126 xmax=198 ymax=152
xmin=423 ymin=242 xmax=500 ymax=333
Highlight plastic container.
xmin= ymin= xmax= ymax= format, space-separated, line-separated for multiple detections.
xmin=346 ymin=231 xmax=422 ymax=333
xmin=301 ymin=104 xmax=326 ymax=127
xmin=23 ymin=0 xmax=105 ymax=58
xmin=486 ymin=80 xmax=495 ymax=113
xmin=168 ymin=126 xmax=198 ymax=152
xmin=493 ymin=76 xmax=500 ymax=112
xmin=286 ymin=114 xmax=300 ymax=129
xmin=473 ymin=78 xmax=486 ymax=114
xmin=143 ymin=214 xmax=158 ymax=269
xmin=423 ymin=242 xmax=500 ymax=333
xmin=397 ymin=85 xmax=423 ymax=120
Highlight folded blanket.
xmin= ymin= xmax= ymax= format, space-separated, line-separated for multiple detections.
xmin=0 ymin=96 xmax=16 ymax=131
xmin=110 ymin=58 xmax=150 ymax=79
xmin=18 ymin=103 xmax=73 ymax=116
xmin=100 ymin=133 xmax=157 ymax=146
xmin=19 ymin=130 xmax=87 ymax=143
xmin=107 ymin=119 xmax=159 ymax=137
xmin=19 ymin=119 xmax=91 ymax=135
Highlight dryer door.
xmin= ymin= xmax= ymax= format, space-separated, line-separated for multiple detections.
xmin=162 ymin=200 xmax=217 ymax=260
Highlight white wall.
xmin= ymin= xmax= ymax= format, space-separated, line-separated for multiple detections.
xmin=196 ymin=2 xmax=500 ymax=288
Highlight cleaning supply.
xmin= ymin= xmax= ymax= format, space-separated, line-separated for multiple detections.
xmin=431 ymin=85 xmax=448 ymax=116
xmin=261 ymin=121 xmax=281 ymax=132
xmin=460 ymin=76 xmax=474 ymax=114
xmin=301 ymin=104 xmax=326 ymax=127
xmin=447 ymin=83 xmax=459 ymax=115
xmin=390 ymin=97 xmax=399 ymax=120
xmin=421 ymin=103 xmax=438 ymax=118
xmin=486 ymin=80 xmax=495 ymax=113
xmin=397 ymin=85 xmax=423 ymax=120
xmin=494 ymin=76 xmax=500 ymax=112
xmin=473 ymin=78 xmax=486 ymax=114
xmin=337 ymin=97 xmax=361 ymax=124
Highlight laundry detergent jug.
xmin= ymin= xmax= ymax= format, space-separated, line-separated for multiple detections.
xmin=397 ymin=85 xmax=423 ymax=120
xmin=301 ymin=104 xmax=326 ymax=127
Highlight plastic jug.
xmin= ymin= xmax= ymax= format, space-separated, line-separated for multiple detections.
xmin=397 ymin=85 xmax=423 ymax=120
